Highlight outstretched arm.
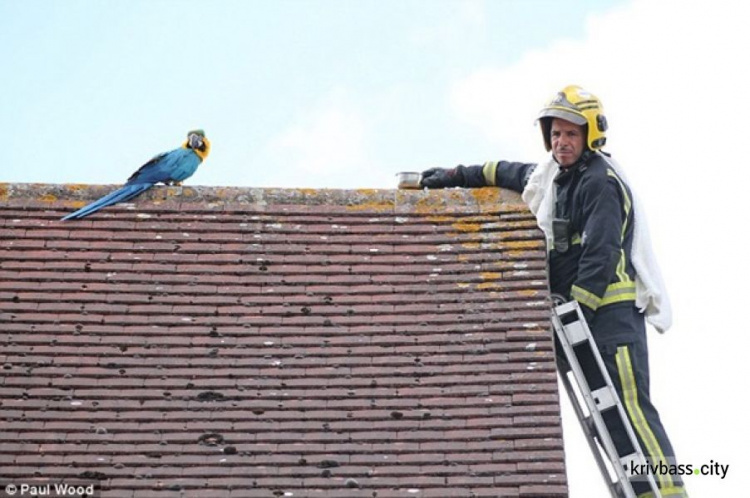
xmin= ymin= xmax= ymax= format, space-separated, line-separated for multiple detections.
xmin=421 ymin=161 xmax=536 ymax=193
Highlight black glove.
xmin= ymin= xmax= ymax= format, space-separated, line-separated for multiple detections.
xmin=420 ymin=166 xmax=466 ymax=189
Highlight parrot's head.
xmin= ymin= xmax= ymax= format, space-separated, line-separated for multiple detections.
xmin=185 ymin=129 xmax=210 ymax=161
xmin=186 ymin=129 xmax=206 ymax=149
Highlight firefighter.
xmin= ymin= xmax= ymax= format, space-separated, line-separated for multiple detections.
xmin=420 ymin=85 xmax=688 ymax=498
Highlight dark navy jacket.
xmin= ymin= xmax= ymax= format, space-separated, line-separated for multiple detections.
xmin=457 ymin=152 xmax=642 ymax=345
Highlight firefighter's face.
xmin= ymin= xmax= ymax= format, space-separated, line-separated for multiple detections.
xmin=551 ymin=118 xmax=585 ymax=167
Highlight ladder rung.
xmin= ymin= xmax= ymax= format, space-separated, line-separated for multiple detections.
xmin=592 ymin=386 xmax=618 ymax=411
xmin=620 ymin=452 xmax=640 ymax=473
xmin=561 ymin=318 xmax=588 ymax=345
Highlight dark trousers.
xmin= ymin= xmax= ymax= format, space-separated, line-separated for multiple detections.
xmin=557 ymin=305 xmax=687 ymax=497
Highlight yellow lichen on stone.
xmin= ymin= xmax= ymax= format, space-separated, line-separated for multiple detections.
xmin=469 ymin=187 xmax=502 ymax=210
xmin=461 ymin=242 xmax=480 ymax=249
xmin=517 ymin=289 xmax=543 ymax=297
xmin=451 ymin=222 xmax=482 ymax=232
xmin=480 ymin=272 xmax=503 ymax=281
xmin=426 ymin=216 xmax=453 ymax=223
xmin=477 ymin=282 xmax=503 ymax=290
xmin=40 ymin=194 xmax=58 ymax=202
xmin=413 ymin=195 xmax=449 ymax=214
xmin=504 ymin=204 xmax=531 ymax=213
xmin=505 ymin=240 xmax=544 ymax=250
xmin=480 ymin=242 xmax=504 ymax=252
xmin=346 ymin=200 xmax=395 ymax=212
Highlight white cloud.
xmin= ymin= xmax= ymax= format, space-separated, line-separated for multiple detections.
xmin=450 ymin=1 xmax=750 ymax=496
xmin=450 ymin=0 xmax=750 ymax=168
xmin=409 ymin=0 xmax=487 ymax=49
xmin=261 ymin=89 xmax=375 ymax=188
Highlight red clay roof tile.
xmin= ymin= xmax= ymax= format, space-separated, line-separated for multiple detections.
xmin=0 ymin=183 xmax=565 ymax=497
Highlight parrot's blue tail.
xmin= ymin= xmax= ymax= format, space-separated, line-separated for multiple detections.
xmin=61 ymin=183 xmax=154 ymax=221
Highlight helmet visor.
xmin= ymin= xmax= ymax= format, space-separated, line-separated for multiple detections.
xmin=538 ymin=108 xmax=587 ymax=126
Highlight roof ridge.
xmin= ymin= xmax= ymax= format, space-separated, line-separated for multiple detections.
xmin=0 ymin=182 xmax=523 ymax=214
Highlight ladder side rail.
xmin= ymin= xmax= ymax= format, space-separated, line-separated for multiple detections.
xmin=557 ymin=364 xmax=626 ymax=498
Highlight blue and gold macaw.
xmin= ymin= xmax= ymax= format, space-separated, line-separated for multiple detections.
xmin=61 ymin=130 xmax=211 ymax=221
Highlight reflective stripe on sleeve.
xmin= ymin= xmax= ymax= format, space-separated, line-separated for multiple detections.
xmin=571 ymin=284 xmax=601 ymax=311
xmin=572 ymin=281 xmax=636 ymax=311
xmin=600 ymin=281 xmax=636 ymax=306
xmin=482 ymin=161 xmax=498 ymax=186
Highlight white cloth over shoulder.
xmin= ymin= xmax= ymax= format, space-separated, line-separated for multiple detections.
xmin=521 ymin=153 xmax=672 ymax=333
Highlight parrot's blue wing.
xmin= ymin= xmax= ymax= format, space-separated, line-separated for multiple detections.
xmin=126 ymin=149 xmax=200 ymax=185
xmin=61 ymin=183 xmax=154 ymax=221
xmin=126 ymin=152 xmax=169 ymax=184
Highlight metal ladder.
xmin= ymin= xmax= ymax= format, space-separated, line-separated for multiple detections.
xmin=551 ymin=300 xmax=662 ymax=498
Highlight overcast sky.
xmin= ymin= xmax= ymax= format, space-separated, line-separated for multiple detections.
xmin=3 ymin=0 xmax=748 ymax=496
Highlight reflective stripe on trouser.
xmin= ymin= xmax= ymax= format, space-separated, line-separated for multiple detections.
xmin=637 ymin=486 xmax=690 ymax=498
xmin=573 ymin=337 xmax=687 ymax=496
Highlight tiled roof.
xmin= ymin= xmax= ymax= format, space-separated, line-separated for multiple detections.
xmin=0 ymin=183 xmax=565 ymax=498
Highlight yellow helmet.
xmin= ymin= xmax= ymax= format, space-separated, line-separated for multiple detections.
xmin=537 ymin=85 xmax=608 ymax=151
